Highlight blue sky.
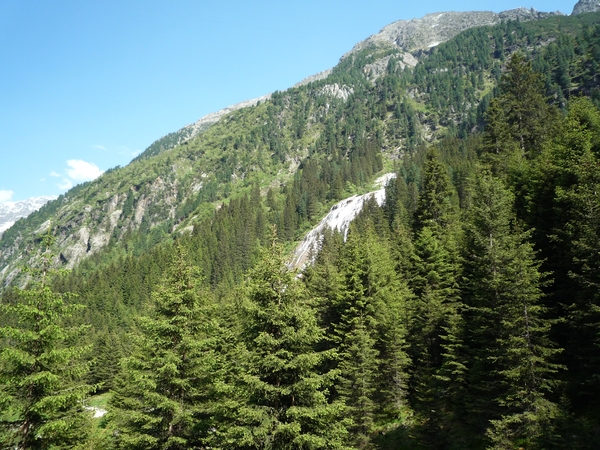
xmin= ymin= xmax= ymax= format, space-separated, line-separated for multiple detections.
xmin=0 ymin=0 xmax=576 ymax=202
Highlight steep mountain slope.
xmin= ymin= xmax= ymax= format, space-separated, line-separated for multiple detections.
xmin=573 ymin=0 xmax=600 ymax=14
xmin=133 ymin=69 xmax=333 ymax=162
xmin=129 ymin=9 xmax=567 ymax=163
xmin=345 ymin=8 xmax=562 ymax=58
xmin=1 ymin=8 xmax=599 ymax=289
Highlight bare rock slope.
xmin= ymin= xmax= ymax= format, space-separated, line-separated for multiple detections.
xmin=572 ymin=0 xmax=600 ymax=15
xmin=344 ymin=8 xmax=563 ymax=58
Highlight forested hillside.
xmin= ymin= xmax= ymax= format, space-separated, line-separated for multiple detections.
xmin=2 ymin=10 xmax=600 ymax=450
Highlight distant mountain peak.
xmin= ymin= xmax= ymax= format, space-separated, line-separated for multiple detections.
xmin=0 ymin=196 xmax=57 ymax=236
xmin=343 ymin=8 xmax=564 ymax=58
xmin=572 ymin=0 xmax=600 ymax=15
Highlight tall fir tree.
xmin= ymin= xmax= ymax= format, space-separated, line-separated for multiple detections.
xmin=409 ymin=224 xmax=466 ymax=449
xmin=335 ymin=225 xmax=413 ymax=448
xmin=483 ymin=52 xmax=557 ymax=178
xmin=414 ymin=147 xmax=458 ymax=233
xmin=109 ymin=244 xmax=223 ymax=450
xmin=527 ymin=97 xmax=600 ymax=425
xmin=0 ymin=235 xmax=94 ymax=450
xmin=407 ymin=144 xmax=466 ymax=446
xmin=221 ymin=229 xmax=349 ymax=450
xmin=462 ymin=172 xmax=562 ymax=449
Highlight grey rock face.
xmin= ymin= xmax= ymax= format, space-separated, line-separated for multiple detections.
xmin=318 ymin=83 xmax=354 ymax=101
xmin=344 ymin=8 xmax=564 ymax=57
xmin=572 ymin=0 xmax=600 ymax=15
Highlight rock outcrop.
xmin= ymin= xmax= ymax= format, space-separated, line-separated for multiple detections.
xmin=343 ymin=8 xmax=564 ymax=57
xmin=572 ymin=0 xmax=600 ymax=15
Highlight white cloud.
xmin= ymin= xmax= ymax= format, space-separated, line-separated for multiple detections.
xmin=65 ymin=160 xmax=104 ymax=181
xmin=50 ymin=171 xmax=61 ymax=177
xmin=94 ymin=145 xmax=107 ymax=151
xmin=0 ymin=190 xmax=14 ymax=203
xmin=58 ymin=178 xmax=73 ymax=190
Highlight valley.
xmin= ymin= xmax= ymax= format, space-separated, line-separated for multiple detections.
xmin=2 ymin=2 xmax=600 ymax=448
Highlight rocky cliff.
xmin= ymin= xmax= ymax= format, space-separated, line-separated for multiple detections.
xmin=573 ymin=0 xmax=600 ymax=15
xmin=344 ymin=8 xmax=563 ymax=59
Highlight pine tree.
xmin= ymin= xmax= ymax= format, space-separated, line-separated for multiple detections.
xmin=415 ymin=148 xmax=457 ymax=232
xmin=0 ymin=235 xmax=94 ymax=449
xmin=484 ymin=52 xmax=557 ymax=168
xmin=462 ymin=172 xmax=562 ymax=449
xmin=528 ymin=97 xmax=600 ymax=419
xmin=335 ymin=226 xmax=413 ymax=448
xmin=406 ymin=145 xmax=467 ymax=446
xmin=409 ymin=224 xmax=466 ymax=448
xmin=222 ymin=230 xmax=349 ymax=450
xmin=109 ymin=244 xmax=223 ymax=450
xmin=89 ymin=331 xmax=124 ymax=393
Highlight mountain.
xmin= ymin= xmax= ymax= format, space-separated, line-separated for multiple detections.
xmin=0 ymin=196 xmax=56 ymax=237
xmin=573 ymin=0 xmax=600 ymax=15
xmin=1 ymin=6 xmax=599 ymax=288
xmin=345 ymin=8 xmax=563 ymax=58
xmin=5 ymin=4 xmax=600 ymax=447
xmin=133 ymin=69 xmax=333 ymax=162
xmin=132 ymin=8 xmax=566 ymax=163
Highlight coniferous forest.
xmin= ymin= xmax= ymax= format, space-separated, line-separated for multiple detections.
xmin=3 ymin=11 xmax=600 ymax=450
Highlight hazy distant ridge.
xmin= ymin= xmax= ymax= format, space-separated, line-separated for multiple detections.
xmin=0 ymin=196 xmax=57 ymax=236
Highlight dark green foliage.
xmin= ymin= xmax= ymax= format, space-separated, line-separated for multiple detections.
xmin=109 ymin=245 xmax=223 ymax=449
xmin=414 ymin=147 xmax=458 ymax=232
xmin=462 ymin=172 xmax=562 ymax=449
xmin=0 ymin=237 xmax=94 ymax=449
xmin=484 ymin=53 xmax=557 ymax=166
xmin=525 ymin=98 xmax=600 ymax=435
xmin=408 ymin=225 xmax=465 ymax=447
xmin=221 ymin=232 xmax=349 ymax=449
xmin=4 ymin=11 xmax=600 ymax=450
xmin=309 ymin=222 xmax=413 ymax=449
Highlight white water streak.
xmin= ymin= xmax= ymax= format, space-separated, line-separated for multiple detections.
xmin=290 ymin=173 xmax=396 ymax=269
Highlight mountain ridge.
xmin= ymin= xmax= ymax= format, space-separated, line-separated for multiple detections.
xmin=2 ymin=5 xmax=598 ymax=288
xmin=573 ymin=0 xmax=600 ymax=14
xmin=342 ymin=8 xmax=564 ymax=59
xmin=0 ymin=196 xmax=57 ymax=237
xmin=134 ymin=7 xmax=566 ymax=163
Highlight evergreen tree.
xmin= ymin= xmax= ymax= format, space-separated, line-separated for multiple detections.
xmin=88 ymin=331 xmax=124 ymax=393
xmin=484 ymin=53 xmax=556 ymax=166
xmin=407 ymin=145 xmax=466 ymax=446
xmin=222 ymin=230 xmax=349 ymax=450
xmin=409 ymin=224 xmax=466 ymax=448
xmin=415 ymin=148 xmax=457 ymax=232
xmin=335 ymin=226 xmax=413 ymax=448
xmin=462 ymin=172 xmax=562 ymax=449
xmin=109 ymin=244 xmax=223 ymax=450
xmin=527 ymin=98 xmax=600 ymax=422
xmin=302 ymin=227 xmax=346 ymax=343
xmin=0 ymin=235 xmax=94 ymax=449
